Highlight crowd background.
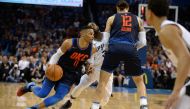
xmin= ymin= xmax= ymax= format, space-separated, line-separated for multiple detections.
xmin=0 ymin=0 xmax=190 ymax=89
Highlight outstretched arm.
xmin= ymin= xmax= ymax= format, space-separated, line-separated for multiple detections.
xmin=85 ymin=46 xmax=97 ymax=74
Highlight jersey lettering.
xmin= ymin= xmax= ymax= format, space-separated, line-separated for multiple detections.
xmin=97 ymin=44 xmax=104 ymax=51
xmin=70 ymin=52 xmax=89 ymax=67
xmin=121 ymin=15 xmax=132 ymax=32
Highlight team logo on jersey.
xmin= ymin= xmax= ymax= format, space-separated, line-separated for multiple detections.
xmin=70 ymin=52 xmax=89 ymax=67
xmin=97 ymin=44 xmax=104 ymax=51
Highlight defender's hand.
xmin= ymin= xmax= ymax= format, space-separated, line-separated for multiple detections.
xmin=85 ymin=64 xmax=94 ymax=75
xmin=165 ymin=91 xmax=180 ymax=109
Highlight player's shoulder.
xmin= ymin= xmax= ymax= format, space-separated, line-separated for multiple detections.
xmin=62 ymin=38 xmax=73 ymax=48
xmin=64 ymin=38 xmax=72 ymax=44
xmin=159 ymin=24 xmax=181 ymax=46
xmin=160 ymin=24 xmax=180 ymax=36
xmin=108 ymin=15 xmax=115 ymax=21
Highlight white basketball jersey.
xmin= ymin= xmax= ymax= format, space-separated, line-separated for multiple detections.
xmin=92 ymin=32 xmax=110 ymax=68
xmin=160 ymin=20 xmax=190 ymax=67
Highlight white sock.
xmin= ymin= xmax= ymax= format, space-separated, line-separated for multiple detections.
xmin=140 ymin=96 xmax=148 ymax=106
xmin=91 ymin=102 xmax=100 ymax=109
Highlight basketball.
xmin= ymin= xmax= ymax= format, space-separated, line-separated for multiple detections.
xmin=45 ymin=64 xmax=63 ymax=81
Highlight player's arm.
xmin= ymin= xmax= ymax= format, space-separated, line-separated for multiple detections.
xmin=105 ymin=15 xmax=115 ymax=32
xmin=86 ymin=47 xmax=96 ymax=65
xmin=160 ymin=25 xmax=190 ymax=93
xmin=92 ymin=46 xmax=97 ymax=54
xmin=85 ymin=46 xmax=97 ymax=74
xmin=136 ymin=17 xmax=147 ymax=50
xmin=48 ymin=39 xmax=72 ymax=64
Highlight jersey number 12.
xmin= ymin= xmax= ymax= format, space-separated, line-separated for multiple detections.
xmin=121 ymin=15 xmax=132 ymax=32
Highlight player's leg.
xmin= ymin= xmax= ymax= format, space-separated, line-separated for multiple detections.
xmin=31 ymin=78 xmax=55 ymax=98
xmin=72 ymin=69 xmax=99 ymax=98
xmin=60 ymin=69 xmax=100 ymax=109
xmin=132 ymin=75 xmax=148 ymax=108
xmin=124 ymin=44 xmax=148 ymax=109
xmin=176 ymin=80 xmax=190 ymax=109
xmin=29 ymin=82 xmax=70 ymax=109
xmin=91 ymin=70 xmax=112 ymax=109
xmin=91 ymin=48 xmax=119 ymax=109
xmin=101 ymin=73 xmax=113 ymax=106
xmin=17 ymin=78 xmax=54 ymax=98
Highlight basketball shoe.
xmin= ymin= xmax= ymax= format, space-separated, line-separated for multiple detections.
xmin=140 ymin=105 xmax=148 ymax=109
xmin=17 ymin=82 xmax=36 ymax=96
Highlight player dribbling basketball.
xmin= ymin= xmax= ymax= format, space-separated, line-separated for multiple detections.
xmin=60 ymin=22 xmax=113 ymax=109
xmin=17 ymin=25 xmax=96 ymax=109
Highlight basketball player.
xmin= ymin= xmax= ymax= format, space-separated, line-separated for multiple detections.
xmin=17 ymin=25 xmax=96 ymax=109
xmin=60 ymin=23 xmax=113 ymax=109
xmin=91 ymin=0 xmax=148 ymax=109
xmin=146 ymin=0 xmax=190 ymax=109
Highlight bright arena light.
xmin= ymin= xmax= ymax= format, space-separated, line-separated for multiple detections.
xmin=0 ymin=0 xmax=83 ymax=7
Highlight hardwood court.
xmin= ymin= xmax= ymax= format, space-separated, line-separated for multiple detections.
xmin=0 ymin=83 xmax=168 ymax=109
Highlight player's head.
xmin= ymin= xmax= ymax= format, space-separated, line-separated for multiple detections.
xmin=80 ymin=25 xmax=94 ymax=42
xmin=146 ymin=0 xmax=169 ymax=25
xmin=116 ymin=0 xmax=129 ymax=12
xmin=88 ymin=22 xmax=102 ymax=41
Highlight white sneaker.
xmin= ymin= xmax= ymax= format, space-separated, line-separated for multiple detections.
xmin=91 ymin=102 xmax=100 ymax=109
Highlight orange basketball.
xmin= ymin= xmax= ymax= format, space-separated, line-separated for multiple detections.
xmin=45 ymin=64 xmax=63 ymax=81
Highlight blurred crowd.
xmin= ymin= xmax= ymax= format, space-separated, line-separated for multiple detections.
xmin=0 ymin=4 xmax=85 ymax=83
xmin=146 ymin=29 xmax=176 ymax=89
xmin=0 ymin=3 xmax=190 ymax=89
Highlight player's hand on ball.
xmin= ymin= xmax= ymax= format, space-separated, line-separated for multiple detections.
xmin=165 ymin=91 xmax=180 ymax=109
xmin=85 ymin=64 xmax=94 ymax=75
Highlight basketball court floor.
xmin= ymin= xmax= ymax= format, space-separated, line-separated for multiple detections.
xmin=0 ymin=83 xmax=171 ymax=109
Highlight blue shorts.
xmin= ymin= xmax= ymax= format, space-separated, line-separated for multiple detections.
xmin=57 ymin=67 xmax=82 ymax=86
xmin=101 ymin=43 xmax=143 ymax=76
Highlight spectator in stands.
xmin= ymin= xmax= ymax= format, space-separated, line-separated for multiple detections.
xmin=0 ymin=55 xmax=2 ymax=65
xmin=6 ymin=64 xmax=21 ymax=82
xmin=0 ymin=56 xmax=11 ymax=81
xmin=18 ymin=54 xmax=30 ymax=82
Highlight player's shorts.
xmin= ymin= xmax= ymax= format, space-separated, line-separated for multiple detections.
xmin=57 ymin=66 xmax=82 ymax=86
xmin=101 ymin=43 xmax=143 ymax=76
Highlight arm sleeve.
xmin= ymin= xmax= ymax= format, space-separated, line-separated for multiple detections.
xmin=48 ymin=48 xmax=64 ymax=64
xmin=136 ymin=31 xmax=147 ymax=50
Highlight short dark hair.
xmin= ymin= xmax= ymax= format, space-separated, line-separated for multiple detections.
xmin=80 ymin=25 xmax=93 ymax=31
xmin=148 ymin=0 xmax=169 ymax=17
xmin=116 ymin=0 xmax=129 ymax=11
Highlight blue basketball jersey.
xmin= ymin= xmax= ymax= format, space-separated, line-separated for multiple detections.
xmin=109 ymin=12 xmax=139 ymax=45
xmin=58 ymin=38 xmax=92 ymax=72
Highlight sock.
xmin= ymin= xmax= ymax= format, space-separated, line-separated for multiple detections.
xmin=91 ymin=102 xmax=100 ymax=109
xmin=27 ymin=82 xmax=36 ymax=91
xmin=140 ymin=96 xmax=148 ymax=106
